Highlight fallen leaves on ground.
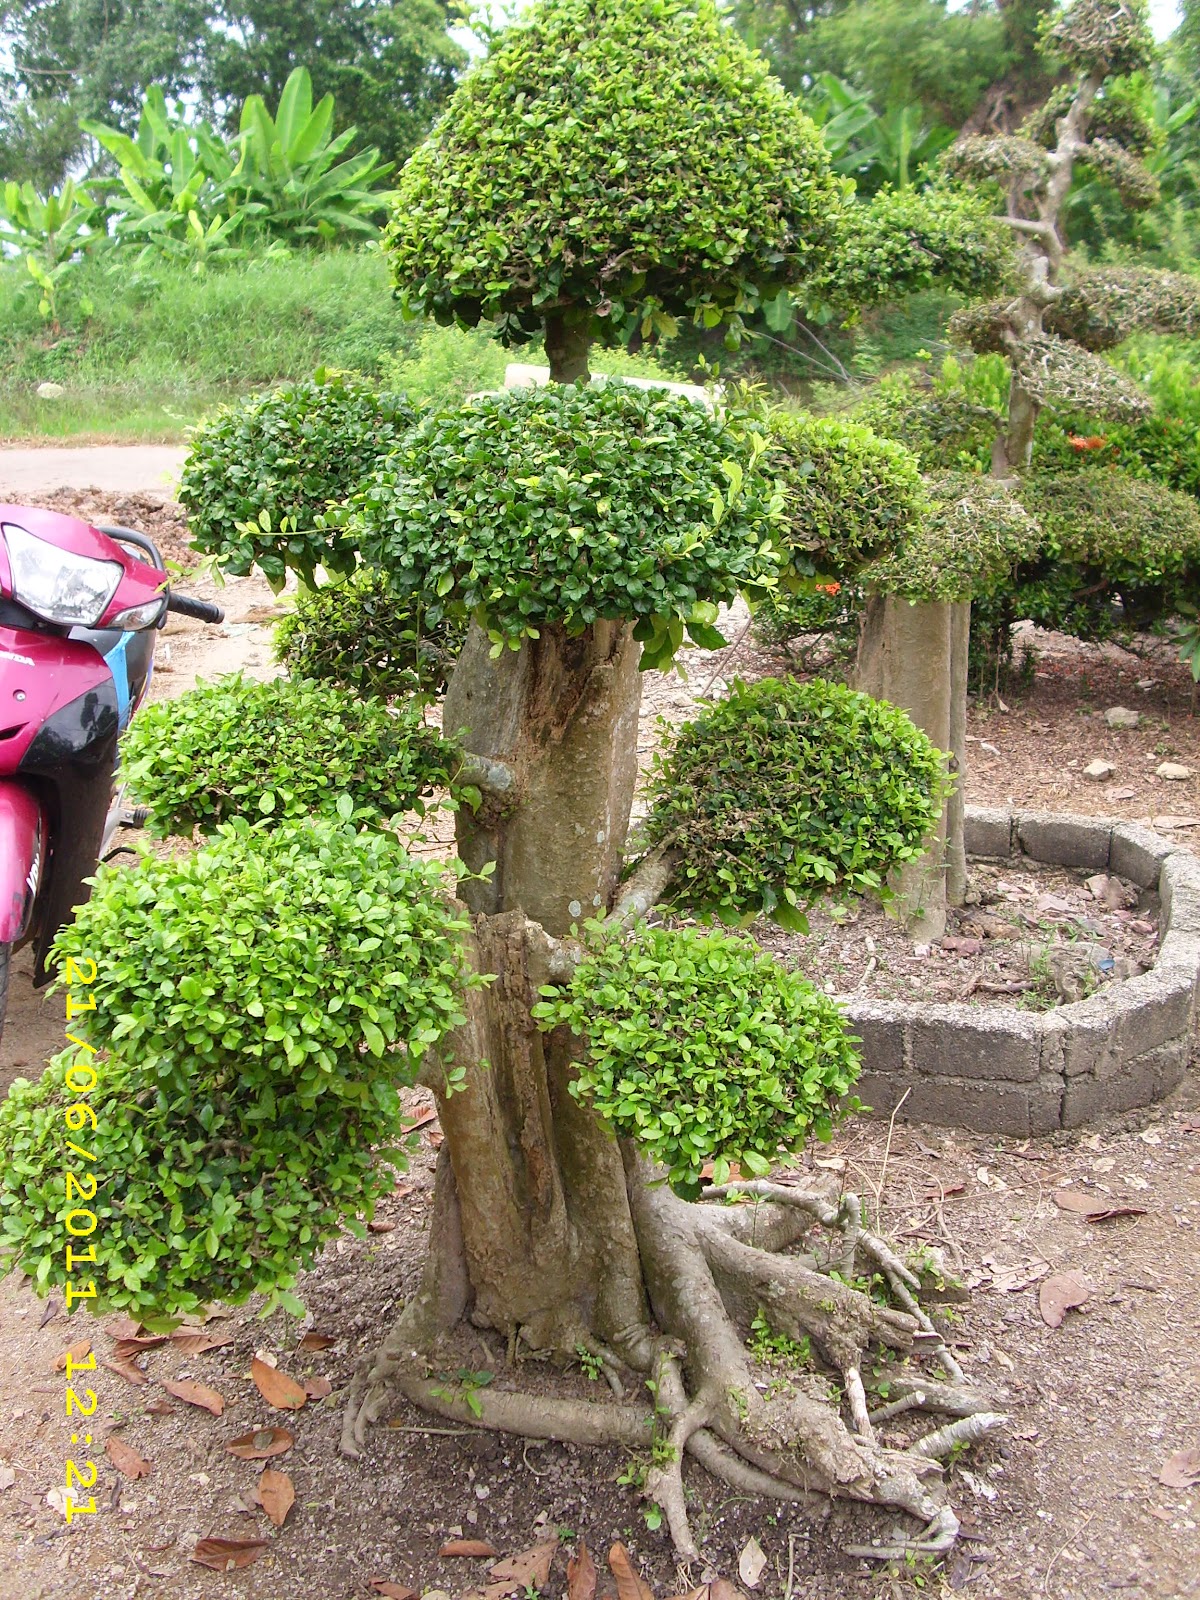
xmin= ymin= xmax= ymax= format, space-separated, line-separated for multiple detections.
xmin=608 ymin=1543 xmax=654 ymax=1600
xmin=52 ymin=1339 xmax=91 ymax=1371
xmin=105 ymin=1436 xmax=152 ymax=1479
xmin=737 ymin=1537 xmax=767 ymax=1590
xmin=257 ymin=1467 xmax=294 ymax=1528
xmin=191 ymin=1535 xmax=270 ymax=1571
xmin=1053 ymin=1189 xmax=1147 ymax=1223
xmin=567 ymin=1543 xmax=597 ymax=1600
xmin=468 ymin=1539 xmax=560 ymax=1600
xmin=103 ymin=1356 xmax=150 ymax=1387
xmin=160 ymin=1377 xmax=226 ymax=1416
xmin=104 ymin=1316 xmax=143 ymax=1341
xmin=226 ymin=1427 xmax=295 ymax=1461
xmin=0 ymin=1466 xmax=15 ymax=1493
xmin=250 ymin=1356 xmax=308 ymax=1411
xmin=303 ymin=1376 xmax=332 ymax=1400
xmin=144 ymin=1397 xmax=176 ymax=1417
xmin=369 ymin=1583 xmax=418 ymax=1599
xmin=440 ymin=1539 xmax=498 ymax=1557
xmin=1039 ymin=1271 xmax=1091 ymax=1328
xmin=1159 ymin=1448 xmax=1200 ymax=1488
xmin=298 ymin=1333 xmax=336 ymax=1352
xmin=170 ymin=1329 xmax=232 ymax=1356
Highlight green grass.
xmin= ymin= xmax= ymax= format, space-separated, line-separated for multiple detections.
xmin=0 ymin=246 xmax=695 ymax=442
xmin=0 ymin=248 xmax=417 ymax=442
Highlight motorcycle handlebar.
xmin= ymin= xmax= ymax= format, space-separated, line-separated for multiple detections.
xmin=167 ymin=592 xmax=225 ymax=624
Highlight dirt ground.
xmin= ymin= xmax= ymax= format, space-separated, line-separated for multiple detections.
xmin=2 ymin=503 xmax=1200 ymax=1599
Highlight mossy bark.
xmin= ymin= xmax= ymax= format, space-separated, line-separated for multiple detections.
xmin=427 ymin=621 xmax=651 ymax=1360
xmin=544 ymin=313 xmax=593 ymax=384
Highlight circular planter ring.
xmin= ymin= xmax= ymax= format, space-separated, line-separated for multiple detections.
xmin=845 ymin=806 xmax=1200 ymax=1135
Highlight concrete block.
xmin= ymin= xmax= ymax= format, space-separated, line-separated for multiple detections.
xmin=909 ymin=1005 xmax=1042 ymax=1083
xmin=964 ymin=805 xmax=1014 ymax=860
xmin=1016 ymin=811 xmax=1112 ymax=870
xmin=841 ymin=1000 xmax=907 ymax=1079
xmin=1162 ymin=852 xmax=1200 ymax=934
xmin=1061 ymin=1038 xmax=1189 ymax=1127
xmin=1110 ymin=823 xmax=1179 ymax=890
xmin=899 ymin=1075 xmax=1061 ymax=1137
xmin=1111 ymin=971 xmax=1195 ymax=1058
xmin=852 ymin=1072 xmax=911 ymax=1120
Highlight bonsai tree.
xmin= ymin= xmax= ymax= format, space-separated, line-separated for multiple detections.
xmin=850 ymin=0 xmax=1200 ymax=936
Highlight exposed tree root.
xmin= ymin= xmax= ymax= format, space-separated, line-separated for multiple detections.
xmin=341 ymin=1158 xmax=1005 ymax=1564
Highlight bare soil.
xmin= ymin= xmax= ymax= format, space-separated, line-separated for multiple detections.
xmin=2 ymin=520 xmax=1199 ymax=1600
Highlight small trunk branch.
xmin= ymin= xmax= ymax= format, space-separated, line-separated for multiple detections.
xmin=545 ymin=312 xmax=593 ymax=384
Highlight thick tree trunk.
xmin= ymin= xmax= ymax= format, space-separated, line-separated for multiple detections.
xmin=425 ymin=621 xmax=652 ymax=1360
xmin=544 ymin=312 xmax=592 ymax=384
xmin=855 ymin=592 xmax=953 ymax=940
xmin=992 ymin=377 xmax=1039 ymax=477
xmin=945 ymin=599 xmax=970 ymax=908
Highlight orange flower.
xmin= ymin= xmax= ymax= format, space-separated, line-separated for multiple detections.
xmin=815 ymin=581 xmax=841 ymax=595
xmin=1067 ymin=434 xmax=1110 ymax=452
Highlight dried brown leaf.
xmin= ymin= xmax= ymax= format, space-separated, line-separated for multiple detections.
xmin=103 ymin=1356 xmax=149 ymax=1387
xmin=1052 ymin=1189 xmax=1108 ymax=1215
xmin=567 ymin=1542 xmax=597 ymax=1600
xmin=114 ymin=1333 xmax=169 ymax=1352
xmin=711 ymin=1581 xmax=750 ymax=1600
xmin=441 ymin=1539 xmax=499 ymax=1557
xmin=1159 ymin=1448 xmax=1200 ymax=1488
xmin=368 ymin=1218 xmax=397 ymax=1233
xmin=369 ymin=1583 xmax=419 ymax=1599
xmin=53 ymin=1339 xmax=91 ymax=1371
xmin=489 ymin=1539 xmax=559 ymax=1592
xmin=191 ymin=1536 xmax=269 ymax=1572
xmin=105 ymin=1436 xmax=152 ymax=1480
xmin=1039 ymin=1271 xmax=1091 ymax=1328
xmin=607 ymin=1543 xmax=654 ymax=1600
xmin=298 ymin=1333 xmax=335 ymax=1352
xmin=160 ymin=1378 xmax=226 ymax=1416
xmin=170 ymin=1330 xmax=233 ymax=1356
xmin=250 ymin=1356 xmax=307 ymax=1411
xmin=738 ymin=1538 xmax=767 ymax=1590
xmin=257 ymin=1467 xmax=294 ymax=1529
xmin=226 ymin=1427 xmax=295 ymax=1461
xmin=303 ymin=1376 xmax=333 ymax=1400
xmin=144 ymin=1397 xmax=176 ymax=1417
xmin=104 ymin=1315 xmax=143 ymax=1340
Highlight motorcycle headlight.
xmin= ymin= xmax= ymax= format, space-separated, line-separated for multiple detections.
xmin=109 ymin=596 xmax=168 ymax=631
xmin=2 ymin=522 xmax=123 ymax=627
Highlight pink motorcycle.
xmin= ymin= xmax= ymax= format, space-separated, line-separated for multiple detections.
xmin=0 ymin=504 xmax=223 ymax=1038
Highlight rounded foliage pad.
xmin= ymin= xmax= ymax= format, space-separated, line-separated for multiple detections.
xmin=644 ymin=676 xmax=947 ymax=926
xmin=866 ymin=470 xmax=1042 ymax=602
xmin=0 ymin=818 xmax=478 ymax=1316
xmin=354 ymin=380 xmax=778 ymax=669
xmin=385 ymin=0 xmax=841 ymax=346
xmin=274 ymin=566 xmax=468 ymax=699
xmin=181 ymin=370 xmax=421 ymax=587
xmin=122 ymin=673 xmax=461 ymax=835
xmin=533 ymin=923 xmax=860 ymax=1189
xmin=768 ymin=411 xmax=925 ymax=579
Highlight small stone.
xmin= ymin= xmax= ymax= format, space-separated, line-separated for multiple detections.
xmin=1084 ymin=759 xmax=1115 ymax=781
xmin=1156 ymin=762 xmax=1193 ymax=781
xmin=1105 ymin=706 xmax=1140 ymax=729
xmin=36 ymin=381 xmax=65 ymax=400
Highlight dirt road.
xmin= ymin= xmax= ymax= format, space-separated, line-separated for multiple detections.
xmin=0 ymin=447 xmax=187 ymax=499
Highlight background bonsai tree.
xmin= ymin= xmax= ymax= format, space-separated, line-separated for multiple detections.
xmin=848 ymin=0 xmax=1200 ymax=937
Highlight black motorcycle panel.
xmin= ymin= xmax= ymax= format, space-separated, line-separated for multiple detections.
xmin=19 ymin=682 xmax=120 ymax=771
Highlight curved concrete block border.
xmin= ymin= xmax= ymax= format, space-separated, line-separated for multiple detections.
xmin=846 ymin=806 xmax=1200 ymax=1135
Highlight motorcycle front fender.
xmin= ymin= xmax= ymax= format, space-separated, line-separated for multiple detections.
xmin=0 ymin=783 xmax=47 ymax=943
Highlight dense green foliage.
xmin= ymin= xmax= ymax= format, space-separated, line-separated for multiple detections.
xmin=354 ymin=381 xmax=778 ymax=671
xmin=122 ymin=675 xmax=461 ymax=835
xmin=644 ymin=676 xmax=946 ymax=927
xmin=0 ymin=0 xmax=462 ymax=188
xmin=768 ymin=411 xmax=926 ymax=577
xmin=0 ymin=817 xmax=476 ymax=1315
xmin=180 ymin=370 xmax=420 ymax=585
xmin=386 ymin=0 xmax=843 ymax=349
xmin=274 ymin=566 xmax=467 ymax=699
xmin=532 ymin=923 xmax=860 ymax=1189
xmin=866 ymin=471 xmax=1043 ymax=601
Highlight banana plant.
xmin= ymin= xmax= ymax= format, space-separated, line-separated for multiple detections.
xmin=230 ymin=68 xmax=393 ymax=242
xmin=806 ymin=75 xmax=955 ymax=194
xmin=0 ymin=180 xmax=99 ymax=326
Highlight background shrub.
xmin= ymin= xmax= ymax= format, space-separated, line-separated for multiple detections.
xmin=0 ymin=817 xmax=477 ymax=1316
xmin=180 ymin=369 xmax=421 ymax=586
xmin=274 ymin=567 xmax=468 ymax=699
xmin=643 ymin=676 xmax=947 ymax=927
xmin=353 ymin=380 xmax=779 ymax=671
xmin=532 ymin=923 xmax=860 ymax=1190
xmin=122 ymin=674 xmax=461 ymax=835
xmin=865 ymin=470 xmax=1042 ymax=602
xmin=767 ymin=411 xmax=926 ymax=578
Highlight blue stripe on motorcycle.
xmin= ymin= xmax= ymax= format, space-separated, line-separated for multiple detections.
xmin=102 ymin=632 xmax=134 ymax=728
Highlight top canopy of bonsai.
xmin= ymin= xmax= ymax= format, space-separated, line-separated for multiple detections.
xmin=353 ymin=379 xmax=776 ymax=667
xmin=384 ymin=0 xmax=842 ymax=348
